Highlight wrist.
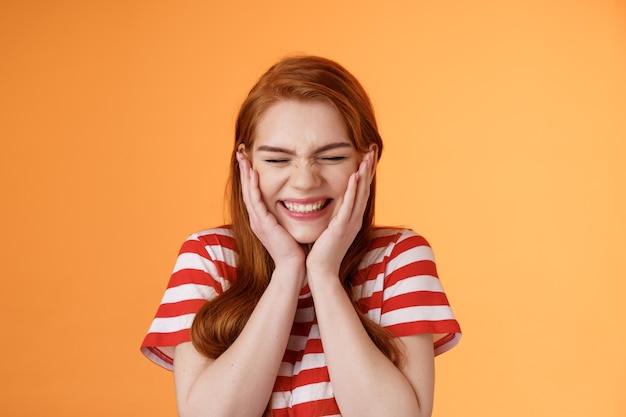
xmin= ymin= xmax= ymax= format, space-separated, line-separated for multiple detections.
xmin=306 ymin=269 xmax=342 ymax=293
xmin=271 ymin=262 xmax=306 ymax=289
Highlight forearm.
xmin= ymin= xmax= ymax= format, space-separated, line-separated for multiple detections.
xmin=176 ymin=265 xmax=303 ymax=417
xmin=308 ymin=276 xmax=425 ymax=417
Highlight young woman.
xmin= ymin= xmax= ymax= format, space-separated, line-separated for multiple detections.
xmin=141 ymin=55 xmax=461 ymax=417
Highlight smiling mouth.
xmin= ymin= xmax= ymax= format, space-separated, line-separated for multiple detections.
xmin=281 ymin=200 xmax=331 ymax=214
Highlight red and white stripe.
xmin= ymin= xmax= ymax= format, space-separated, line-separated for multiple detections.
xmin=141 ymin=226 xmax=461 ymax=415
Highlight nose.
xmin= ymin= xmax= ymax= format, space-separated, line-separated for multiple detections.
xmin=290 ymin=161 xmax=322 ymax=190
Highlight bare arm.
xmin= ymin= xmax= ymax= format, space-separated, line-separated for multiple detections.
xmin=173 ymin=265 xmax=303 ymax=417
xmin=308 ymin=277 xmax=434 ymax=417
xmin=306 ymin=151 xmax=435 ymax=416
xmin=174 ymin=153 xmax=307 ymax=417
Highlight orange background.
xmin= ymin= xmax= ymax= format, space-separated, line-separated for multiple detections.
xmin=1 ymin=1 xmax=625 ymax=416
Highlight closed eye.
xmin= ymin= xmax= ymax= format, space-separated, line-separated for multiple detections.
xmin=319 ymin=156 xmax=347 ymax=163
xmin=265 ymin=159 xmax=290 ymax=164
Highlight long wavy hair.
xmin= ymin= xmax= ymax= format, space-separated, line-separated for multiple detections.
xmin=190 ymin=56 xmax=402 ymax=369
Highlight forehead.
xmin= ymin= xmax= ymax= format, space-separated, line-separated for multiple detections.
xmin=253 ymin=100 xmax=352 ymax=151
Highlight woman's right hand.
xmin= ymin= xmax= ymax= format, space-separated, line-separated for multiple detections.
xmin=237 ymin=151 xmax=305 ymax=272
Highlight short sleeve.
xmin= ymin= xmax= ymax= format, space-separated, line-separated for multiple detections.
xmin=140 ymin=228 xmax=238 ymax=370
xmin=379 ymin=229 xmax=461 ymax=356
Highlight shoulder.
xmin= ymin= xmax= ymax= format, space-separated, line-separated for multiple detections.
xmin=171 ymin=226 xmax=238 ymax=281
xmin=368 ymin=227 xmax=433 ymax=257
xmin=356 ymin=227 xmax=434 ymax=278
xmin=185 ymin=226 xmax=236 ymax=248
xmin=357 ymin=228 xmax=438 ymax=284
xmin=177 ymin=226 xmax=237 ymax=257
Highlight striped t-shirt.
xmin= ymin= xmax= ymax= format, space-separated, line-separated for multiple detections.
xmin=141 ymin=226 xmax=461 ymax=416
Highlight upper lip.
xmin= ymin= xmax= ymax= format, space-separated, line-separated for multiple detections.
xmin=280 ymin=197 xmax=331 ymax=204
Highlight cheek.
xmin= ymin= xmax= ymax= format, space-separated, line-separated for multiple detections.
xmin=255 ymin=174 xmax=272 ymax=202
xmin=255 ymin=169 xmax=283 ymax=205
xmin=330 ymin=166 xmax=357 ymax=194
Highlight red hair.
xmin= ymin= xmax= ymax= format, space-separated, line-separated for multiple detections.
xmin=191 ymin=56 xmax=401 ymax=368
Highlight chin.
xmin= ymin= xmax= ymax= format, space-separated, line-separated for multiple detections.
xmin=286 ymin=228 xmax=324 ymax=245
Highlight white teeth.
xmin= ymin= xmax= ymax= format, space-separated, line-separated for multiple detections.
xmin=283 ymin=201 xmax=326 ymax=213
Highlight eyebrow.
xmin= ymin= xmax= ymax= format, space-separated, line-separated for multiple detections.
xmin=255 ymin=142 xmax=353 ymax=155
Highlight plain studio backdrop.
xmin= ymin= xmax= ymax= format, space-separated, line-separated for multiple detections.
xmin=1 ymin=1 xmax=624 ymax=416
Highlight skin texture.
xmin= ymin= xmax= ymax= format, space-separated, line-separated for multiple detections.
xmin=173 ymin=100 xmax=435 ymax=417
xmin=245 ymin=100 xmax=361 ymax=245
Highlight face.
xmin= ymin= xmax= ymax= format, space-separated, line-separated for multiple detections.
xmin=247 ymin=100 xmax=362 ymax=244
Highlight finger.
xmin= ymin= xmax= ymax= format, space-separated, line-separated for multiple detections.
xmin=366 ymin=151 xmax=376 ymax=182
xmin=369 ymin=151 xmax=378 ymax=182
xmin=248 ymin=168 xmax=270 ymax=219
xmin=237 ymin=152 xmax=255 ymax=210
xmin=332 ymin=170 xmax=359 ymax=227
xmin=332 ymin=152 xmax=373 ymax=227
xmin=351 ymin=152 xmax=373 ymax=217
xmin=237 ymin=152 xmax=267 ymax=227
xmin=237 ymin=152 xmax=249 ymax=202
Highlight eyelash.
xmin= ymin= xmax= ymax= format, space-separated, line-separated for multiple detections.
xmin=265 ymin=156 xmax=347 ymax=164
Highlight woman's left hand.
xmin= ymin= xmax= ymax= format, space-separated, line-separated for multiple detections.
xmin=305 ymin=151 xmax=376 ymax=279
